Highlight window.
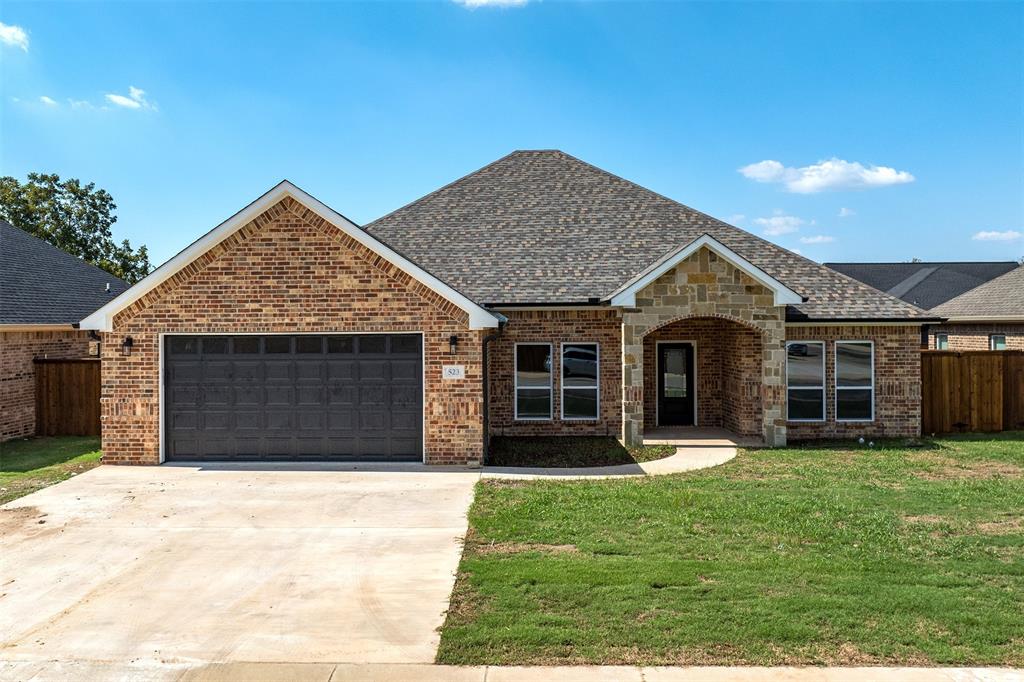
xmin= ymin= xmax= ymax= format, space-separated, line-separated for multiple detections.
xmin=786 ymin=341 xmax=825 ymax=421
xmin=991 ymin=334 xmax=1007 ymax=351
xmin=935 ymin=333 xmax=949 ymax=350
xmin=296 ymin=336 xmax=323 ymax=353
xmin=561 ymin=343 xmax=599 ymax=420
xmin=232 ymin=337 xmax=260 ymax=354
xmin=836 ymin=341 xmax=874 ymax=422
xmin=515 ymin=344 xmax=552 ymax=420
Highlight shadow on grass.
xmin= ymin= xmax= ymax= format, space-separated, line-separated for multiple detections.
xmin=488 ymin=436 xmax=675 ymax=468
xmin=0 ymin=436 xmax=102 ymax=474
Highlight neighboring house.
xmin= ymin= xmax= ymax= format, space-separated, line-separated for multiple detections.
xmin=929 ymin=266 xmax=1024 ymax=351
xmin=0 ymin=220 xmax=129 ymax=441
xmin=826 ymin=261 xmax=1022 ymax=351
xmin=81 ymin=151 xmax=936 ymax=466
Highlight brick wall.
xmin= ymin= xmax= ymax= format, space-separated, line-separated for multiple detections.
xmin=785 ymin=325 xmax=921 ymax=440
xmin=487 ymin=309 xmax=622 ymax=437
xmin=928 ymin=323 xmax=1024 ymax=351
xmin=642 ymin=318 xmax=762 ymax=436
xmin=102 ymin=197 xmax=485 ymax=465
xmin=1 ymin=329 xmax=93 ymax=441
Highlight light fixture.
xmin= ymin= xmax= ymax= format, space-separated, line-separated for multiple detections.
xmin=121 ymin=336 xmax=134 ymax=356
xmin=448 ymin=334 xmax=459 ymax=356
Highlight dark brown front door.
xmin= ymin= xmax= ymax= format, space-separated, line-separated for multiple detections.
xmin=657 ymin=343 xmax=695 ymax=426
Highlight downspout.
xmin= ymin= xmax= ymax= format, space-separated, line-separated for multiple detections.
xmin=481 ymin=315 xmax=507 ymax=466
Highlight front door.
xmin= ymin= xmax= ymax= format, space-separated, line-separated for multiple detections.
xmin=657 ymin=343 xmax=695 ymax=426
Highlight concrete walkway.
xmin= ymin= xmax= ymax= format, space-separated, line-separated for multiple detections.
xmin=481 ymin=427 xmax=742 ymax=480
xmin=1 ymin=660 xmax=1019 ymax=681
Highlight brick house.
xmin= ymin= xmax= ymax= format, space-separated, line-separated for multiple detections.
xmin=0 ymin=220 xmax=128 ymax=441
xmin=827 ymin=261 xmax=1023 ymax=351
xmin=81 ymin=151 xmax=937 ymax=466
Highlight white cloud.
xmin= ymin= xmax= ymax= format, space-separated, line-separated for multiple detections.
xmin=0 ymin=22 xmax=29 ymax=51
xmin=972 ymin=230 xmax=1022 ymax=242
xmin=39 ymin=96 xmax=57 ymax=106
xmin=68 ymin=99 xmax=94 ymax=110
xmin=838 ymin=207 xmax=855 ymax=218
xmin=753 ymin=212 xmax=804 ymax=236
xmin=105 ymin=85 xmax=154 ymax=110
xmin=799 ymin=235 xmax=836 ymax=244
xmin=453 ymin=0 xmax=529 ymax=6
xmin=739 ymin=158 xmax=915 ymax=193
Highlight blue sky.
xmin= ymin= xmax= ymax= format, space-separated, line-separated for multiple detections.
xmin=2 ymin=1 xmax=1022 ymax=267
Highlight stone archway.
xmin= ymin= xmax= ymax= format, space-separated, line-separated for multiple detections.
xmin=619 ymin=248 xmax=787 ymax=446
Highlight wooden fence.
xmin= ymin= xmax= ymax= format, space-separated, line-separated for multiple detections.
xmin=34 ymin=358 xmax=101 ymax=437
xmin=921 ymin=350 xmax=1024 ymax=434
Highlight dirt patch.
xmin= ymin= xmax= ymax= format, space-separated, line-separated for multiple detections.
xmin=472 ymin=541 xmax=580 ymax=556
xmin=902 ymin=514 xmax=946 ymax=524
xmin=976 ymin=518 xmax=1024 ymax=535
xmin=910 ymin=452 xmax=1023 ymax=480
xmin=0 ymin=506 xmax=55 ymax=540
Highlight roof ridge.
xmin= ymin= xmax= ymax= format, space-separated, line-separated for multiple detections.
xmin=931 ymin=264 xmax=1024 ymax=312
xmin=825 ymin=260 xmax=1019 ymax=266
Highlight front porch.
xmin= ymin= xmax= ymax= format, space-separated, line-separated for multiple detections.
xmin=643 ymin=426 xmax=765 ymax=448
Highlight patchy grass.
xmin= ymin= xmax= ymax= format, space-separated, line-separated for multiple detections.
xmin=488 ymin=436 xmax=676 ymax=468
xmin=0 ymin=437 xmax=102 ymax=505
xmin=439 ymin=432 xmax=1024 ymax=666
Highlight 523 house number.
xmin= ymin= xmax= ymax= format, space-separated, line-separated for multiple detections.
xmin=442 ymin=365 xmax=465 ymax=380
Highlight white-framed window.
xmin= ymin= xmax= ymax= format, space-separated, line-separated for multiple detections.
xmin=561 ymin=342 xmax=599 ymax=420
xmin=786 ymin=341 xmax=825 ymax=422
xmin=836 ymin=341 xmax=874 ymax=422
xmin=514 ymin=343 xmax=552 ymax=420
xmin=935 ymin=333 xmax=949 ymax=350
xmin=990 ymin=334 xmax=1007 ymax=351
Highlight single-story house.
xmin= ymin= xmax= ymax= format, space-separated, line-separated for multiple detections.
xmin=0 ymin=219 xmax=128 ymax=441
xmin=826 ymin=261 xmax=1023 ymax=351
xmin=81 ymin=151 xmax=937 ymax=466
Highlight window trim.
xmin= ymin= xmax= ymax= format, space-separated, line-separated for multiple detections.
xmin=990 ymin=334 xmax=1007 ymax=351
xmin=514 ymin=342 xmax=553 ymax=421
xmin=560 ymin=341 xmax=600 ymax=421
xmin=935 ymin=333 xmax=949 ymax=350
xmin=786 ymin=340 xmax=826 ymax=423
xmin=835 ymin=340 xmax=875 ymax=423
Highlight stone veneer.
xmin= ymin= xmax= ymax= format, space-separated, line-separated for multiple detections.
xmin=621 ymin=247 xmax=787 ymax=446
xmin=487 ymin=309 xmax=622 ymax=437
xmin=929 ymin=323 xmax=1024 ymax=351
xmin=101 ymin=197 xmax=485 ymax=465
xmin=0 ymin=329 xmax=94 ymax=441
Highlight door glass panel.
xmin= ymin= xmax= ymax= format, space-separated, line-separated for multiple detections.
xmin=663 ymin=348 xmax=687 ymax=398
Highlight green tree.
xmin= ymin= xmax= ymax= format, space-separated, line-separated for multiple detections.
xmin=0 ymin=173 xmax=151 ymax=283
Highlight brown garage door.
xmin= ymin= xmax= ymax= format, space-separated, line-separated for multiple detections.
xmin=164 ymin=334 xmax=422 ymax=461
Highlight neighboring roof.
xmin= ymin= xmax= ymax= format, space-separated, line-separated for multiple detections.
xmin=80 ymin=181 xmax=501 ymax=331
xmin=0 ymin=219 xmax=129 ymax=325
xmin=825 ymin=261 xmax=1019 ymax=310
xmin=365 ymin=150 xmax=931 ymax=321
xmin=930 ymin=266 xmax=1024 ymax=320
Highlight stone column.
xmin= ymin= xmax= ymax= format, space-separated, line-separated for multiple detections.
xmin=761 ymin=320 xmax=787 ymax=446
xmin=621 ymin=317 xmax=645 ymax=446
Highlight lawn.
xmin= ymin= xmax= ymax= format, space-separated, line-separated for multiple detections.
xmin=488 ymin=436 xmax=676 ymax=468
xmin=439 ymin=433 xmax=1024 ymax=666
xmin=0 ymin=436 xmax=102 ymax=505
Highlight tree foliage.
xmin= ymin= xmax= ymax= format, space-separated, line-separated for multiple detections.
xmin=0 ymin=173 xmax=151 ymax=284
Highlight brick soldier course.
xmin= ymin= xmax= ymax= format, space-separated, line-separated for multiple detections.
xmin=81 ymin=151 xmax=940 ymax=465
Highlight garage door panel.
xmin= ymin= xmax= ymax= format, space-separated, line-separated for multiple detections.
xmin=165 ymin=334 xmax=422 ymax=461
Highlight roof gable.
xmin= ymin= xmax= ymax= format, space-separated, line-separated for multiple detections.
xmin=80 ymin=181 xmax=500 ymax=331
xmin=608 ymin=235 xmax=803 ymax=307
xmin=930 ymin=265 xmax=1024 ymax=320
xmin=365 ymin=150 xmax=931 ymax=321
xmin=0 ymin=219 xmax=129 ymax=325
xmin=825 ymin=261 xmax=1019 ymax=310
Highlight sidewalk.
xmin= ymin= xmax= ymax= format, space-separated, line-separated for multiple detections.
xmin=2 ymin=660 xmax=1020 ymax=681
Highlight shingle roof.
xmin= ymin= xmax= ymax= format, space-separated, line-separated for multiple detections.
xmin=0 ymin=219 xmax=129 ymax=325
xmin=824 ymin=261 xmax=1019 ymax=310
xmin=364 ymin=150 xmax=931 ymax=321
xmin=930 ymin=265 xmax=1024 ymax=319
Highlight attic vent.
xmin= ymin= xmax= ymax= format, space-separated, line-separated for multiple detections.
xmin=105 ymin=283 xmax=110 ymax=292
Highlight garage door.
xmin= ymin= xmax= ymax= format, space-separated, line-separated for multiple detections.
xmin=164 ymin=334 xmax=422 ymax=461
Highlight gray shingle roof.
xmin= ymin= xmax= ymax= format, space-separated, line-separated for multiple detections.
xmin=825 ymin=261 xmax=1019 ymax=310
xmin=930 ymin=266 xmax=1024 ymax=319
xmin=0 ymin=219 xmax=129 ymax=325
xmin=364 ymin=150 xmax=931 ymax=321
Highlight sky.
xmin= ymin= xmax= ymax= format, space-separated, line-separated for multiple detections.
xmin=1 ymin=1 xmax=1022 ymax=267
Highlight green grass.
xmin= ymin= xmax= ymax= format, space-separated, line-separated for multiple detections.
xmin=489 ymin=436 xmax=676 ymax=468
xmin=0 ymin=436 xmax=102 ymax=505
xmin=439 ymin=433 xmax=1024 ymax=666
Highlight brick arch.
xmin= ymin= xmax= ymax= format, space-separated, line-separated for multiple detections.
xmin=640 ymin=312 xmax=771 ymax=339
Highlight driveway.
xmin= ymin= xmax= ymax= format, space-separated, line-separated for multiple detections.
xmin=0 ymin=463 xmax=478 ymax=667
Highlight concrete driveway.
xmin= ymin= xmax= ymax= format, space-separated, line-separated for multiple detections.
xmin=0 ymin=463 xmax=478 ymax=668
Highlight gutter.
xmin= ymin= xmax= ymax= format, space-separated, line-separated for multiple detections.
xmin=480 ymin=314 xmax=508 ymax=466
